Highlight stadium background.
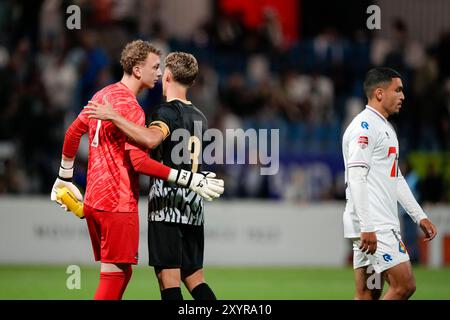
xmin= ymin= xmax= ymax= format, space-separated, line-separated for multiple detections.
xmin=0 ymin=0 xmax=449 ymax=299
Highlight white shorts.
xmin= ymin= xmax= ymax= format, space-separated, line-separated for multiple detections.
xmin=352 ymin=229 xmax=410 ymax=274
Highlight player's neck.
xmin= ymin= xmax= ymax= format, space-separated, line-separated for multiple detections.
xmin=367 ymin=101 xmax=389 ymax=119
xmin=165 ymin=85 xmax=190 ymax=104
xmin=120 ymin=75 xmax=141 ymax=96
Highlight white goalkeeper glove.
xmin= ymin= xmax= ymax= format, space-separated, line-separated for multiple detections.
xmin=168 ymin=169 xmax=225 ymax=201
xmin=51 ymin=159 xmax=83 ymax=210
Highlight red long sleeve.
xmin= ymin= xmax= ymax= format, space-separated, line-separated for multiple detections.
xmin=128 ymin=149 xmax=171 ymax=180
xmin=62 ymin=117 xmax=89 ymax=158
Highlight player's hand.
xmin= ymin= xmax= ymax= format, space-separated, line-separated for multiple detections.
xmin=174 ymin=169 xmax=225 ymax=201
xmin=191 ymin=171 xmax=225 ymax=201
xmin=51 ymin=178 xmax=83 ymax=207
xmin=51 ymin=160 xmax=83 ymax=207
xmin=359 ymin=232 xmax=377 ymax=254
xmin=419 ymin=218 xmax=437 ymax=241
xmin=84 ymin=98 xmax=118 ymax=121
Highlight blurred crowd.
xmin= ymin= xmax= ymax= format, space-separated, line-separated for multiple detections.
xmin=0 ymin=0 xmax=449 ymax=203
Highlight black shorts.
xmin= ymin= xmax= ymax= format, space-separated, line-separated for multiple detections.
xmin=148 ymin=221 xmax=204 ymax=270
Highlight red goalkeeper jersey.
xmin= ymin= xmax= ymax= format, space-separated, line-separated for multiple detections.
xmin=79 ymin=82 xmax=145 ymax=212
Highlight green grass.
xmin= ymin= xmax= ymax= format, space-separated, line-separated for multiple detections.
xmin=0 ymin=265 xmax=449 ymax=300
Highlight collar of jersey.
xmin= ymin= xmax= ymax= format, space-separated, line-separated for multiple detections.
xmin=365 ymin=105 xmax=387 ymax=123
xmin=167 ymin=98 xmax=193 ymax=105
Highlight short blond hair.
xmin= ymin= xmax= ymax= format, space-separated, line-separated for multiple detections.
xmin=164 ymin=52 xmax=198 ymax=87
xmin=120 ymin=40 xmax=161 ymax=74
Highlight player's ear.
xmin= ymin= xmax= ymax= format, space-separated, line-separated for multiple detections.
xmin=132 ymin=65 xmax=141 ymax=79
xmin=165 ymin=69 xmax=173 ymax=83
xmin=375 ymin=87 xmax=383 ymax=101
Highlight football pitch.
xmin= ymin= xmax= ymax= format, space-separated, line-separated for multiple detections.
xmin=1 ymin=265 xmax=449 ymax=300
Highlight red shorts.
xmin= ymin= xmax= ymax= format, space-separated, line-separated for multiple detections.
xmin=84 ymin=204 xmax=139 ymax=264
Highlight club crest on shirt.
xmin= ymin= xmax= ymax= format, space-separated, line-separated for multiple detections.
xmin=358 ymin=136 xmax=369 ymax=149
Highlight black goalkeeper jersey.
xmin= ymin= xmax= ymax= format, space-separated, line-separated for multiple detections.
xmin=147 ymin=99 xmax=208 ymax=226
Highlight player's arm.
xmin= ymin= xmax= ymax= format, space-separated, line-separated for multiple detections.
xmin=127 ymin=148 xmax=224 ymax=201
xmin=397 ymin=171 xmax=437 ymax=241
xmin=86 ymin=99 xmax=224 ymax=200
xmin=50 ymin=117 xmax=87 ymax=206
xmin=347 ymin=166 xmax=377 ymax=254
xmin=346 ymin=123 xmax=378 ymax=254
xmin=84 ymin=99 xmax=164 ymax=150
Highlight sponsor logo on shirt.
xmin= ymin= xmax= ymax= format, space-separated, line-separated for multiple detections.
xmin=358 ymin=136 xmax=369 ymax=149
xmin=361 ymin=121 xmax=369 ymax=129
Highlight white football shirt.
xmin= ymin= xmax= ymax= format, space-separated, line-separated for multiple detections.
xmin=342 ymin=105 xmax=401 ymax=238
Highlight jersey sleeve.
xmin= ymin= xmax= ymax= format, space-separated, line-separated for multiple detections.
xmin=123 ymin=106 xmax=146 ymax=151
xmin=77 ymin=109 xmax=89 ymax=125
xmin=78 ymin=92 xmax=102 ymax=125
xmin=346 ymin=119 xmax=379 ymax=169
xmin=62 ymin=117 xmax=89 ymax=158
xmin=148 ymin=104 xmax=179 ymax=140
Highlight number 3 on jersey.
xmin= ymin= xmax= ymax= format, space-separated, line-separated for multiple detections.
xmin=387 ymin=146 xmax=398 ymax=177
xmin=188 ymin=136 xmax=201 ymax=173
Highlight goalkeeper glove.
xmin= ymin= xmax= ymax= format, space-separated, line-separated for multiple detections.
xmin=168 ymin=169 xmax=224 ymax=201
xmin=51 ymin=159 xmax=83 ymax=211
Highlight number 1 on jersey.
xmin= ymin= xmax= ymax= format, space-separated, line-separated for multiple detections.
xmin=388 ymin=146 xmax=397 ymax=177
xmin=91 ymin=120 xmax=102 ymax=147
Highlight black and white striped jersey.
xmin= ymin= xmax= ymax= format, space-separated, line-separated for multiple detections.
xmin=147 ymin=99 xmax=208 ymax=226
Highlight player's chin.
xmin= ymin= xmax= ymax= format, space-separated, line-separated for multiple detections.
xmin=147 ymin=80 xmax=160 ymax=89
xmin=143 ymin=82 xmax=155 ymax=89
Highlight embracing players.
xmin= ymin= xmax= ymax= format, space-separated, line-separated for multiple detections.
xmin=50 ymin=41 xmax=223 ymax=300
xmin=85 ymin=51 xmax=219 ymax=300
